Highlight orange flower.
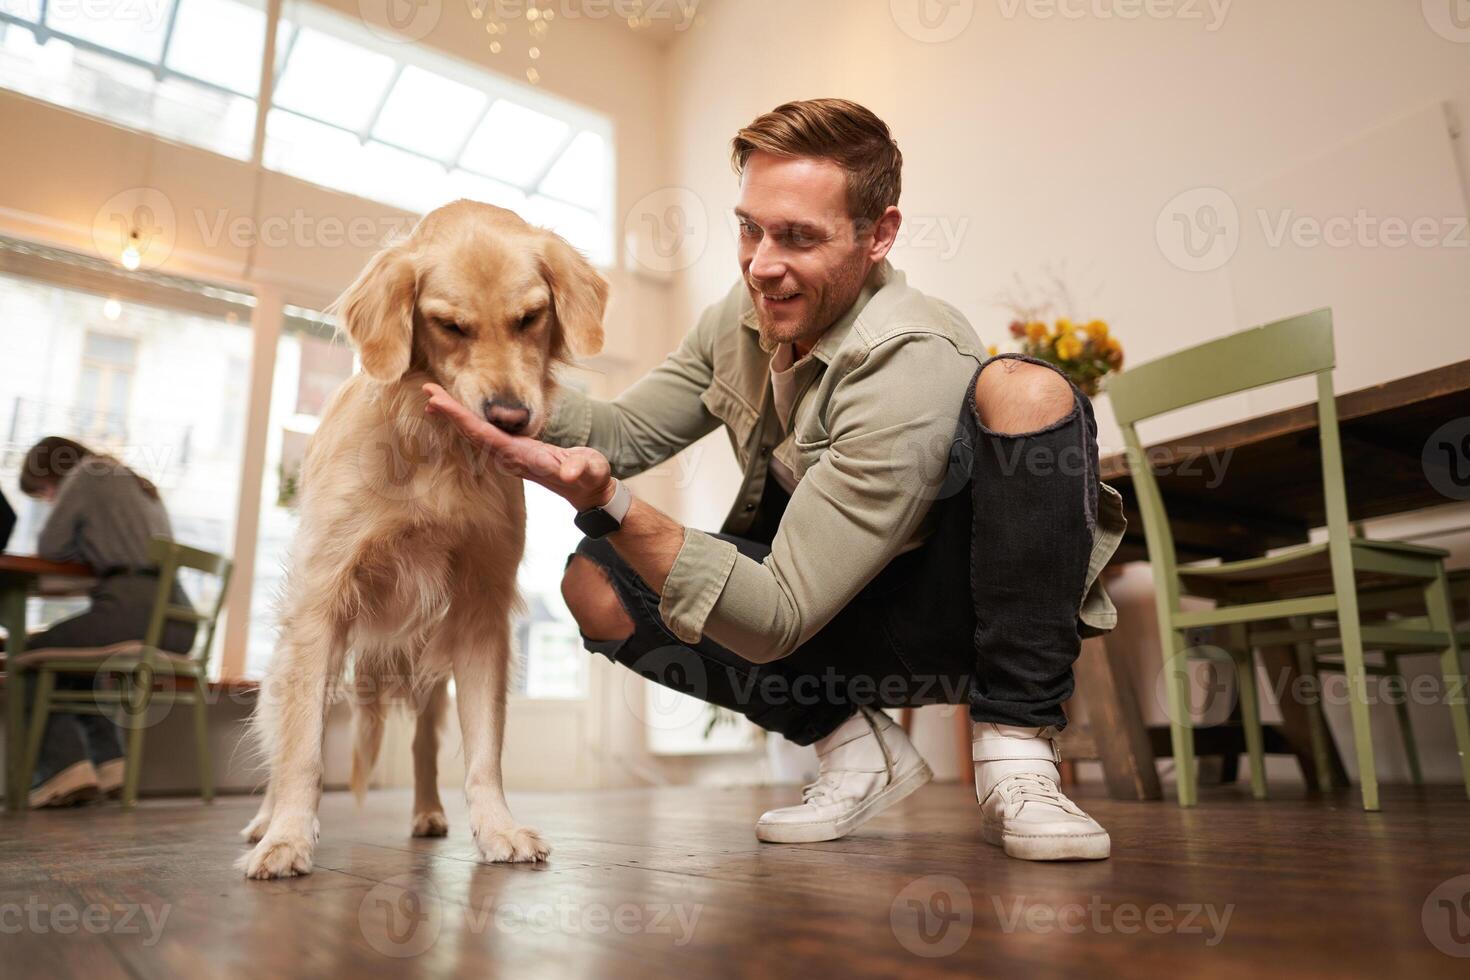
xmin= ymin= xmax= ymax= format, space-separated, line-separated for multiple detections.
xmin=1024 ymin=321 xmax=1047 ymax=342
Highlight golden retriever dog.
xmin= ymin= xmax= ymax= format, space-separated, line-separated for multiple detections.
xmin=238 ymin=200 xmax=606 ymax=879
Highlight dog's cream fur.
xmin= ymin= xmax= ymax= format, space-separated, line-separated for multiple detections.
xmin=238 ymin=201 xmax=606 ymax=879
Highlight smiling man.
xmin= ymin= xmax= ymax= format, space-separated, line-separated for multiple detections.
xmin=426 ymin=99 xmax=1126 ymax=861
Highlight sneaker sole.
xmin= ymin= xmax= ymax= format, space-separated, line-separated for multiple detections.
xmin=28 ymin=762 xmax=101 ymax=809
xmin=95 ymin=759 xmax=125 ymax=800
xmin=981 ymin=819 xmax=1111 ymax=861
xmin=757 ymin=761 xmax=934 ymax=844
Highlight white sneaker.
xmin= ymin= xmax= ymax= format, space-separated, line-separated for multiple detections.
xmin=973 ymin=723 xmax=1110 ymax=861
xmin=757 ymin=707 xmax=932 ymax=844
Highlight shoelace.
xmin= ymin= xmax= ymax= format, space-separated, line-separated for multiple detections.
xmin=800 ymin=773 xmax=843 ymax=806
xmin=999 ymin=773 xmax=1082 ymax=815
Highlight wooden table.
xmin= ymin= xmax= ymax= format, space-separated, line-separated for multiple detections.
xmin=1068 ymin=358 xmax=1470 ymax=797
xmin=1 ymin=553 xmax=94 ymax=811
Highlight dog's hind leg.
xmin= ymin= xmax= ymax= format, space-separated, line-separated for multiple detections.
xmin=447 ymin=609 xmax=549 ymax=864
xmin=410 ymin=677 xmax=450 ymax=837
xmin=349 ymin=694 xmax=387 ymax=806
xmin=238 ymin=617 xmax=345 ymax=879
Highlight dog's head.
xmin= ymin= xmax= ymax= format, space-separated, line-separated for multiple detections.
xmin=335 ymin=200 xmax=607 ymax=437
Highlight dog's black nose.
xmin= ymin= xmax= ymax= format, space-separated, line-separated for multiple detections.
xmin=482 ymin=398 xmax=531 ymax=434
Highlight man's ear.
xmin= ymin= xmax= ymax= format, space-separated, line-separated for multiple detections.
xmin=334 ymin=243 xmax=417 ymax=382
xmin=539 ymin=231 xmax=608 ymax=358
xmin=866 ymin=205 xmax=902 ymax=264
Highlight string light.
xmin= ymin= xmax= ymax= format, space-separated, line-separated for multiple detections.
xmin=103 ymin=297 xmax=121 ymax=320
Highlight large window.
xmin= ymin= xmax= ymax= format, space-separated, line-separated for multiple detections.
xmin=0 ymin=263 xmax=252 ymax=657
xmin=0 ymin=0 xmax=266 ymax=159
xmin=263 ymin=1 xmax=612 ymax=263
xmin=0 ymin=0 xmax=615 ymax=263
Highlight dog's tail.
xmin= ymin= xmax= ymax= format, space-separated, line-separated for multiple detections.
xmin=350 ymin=700 xmax=388 ymax=806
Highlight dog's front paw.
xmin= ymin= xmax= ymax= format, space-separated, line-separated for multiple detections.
xmin=237 ymin=834 xmax=315 ymax=879
xmin=472 ymin=825 xmax=550 ymax=864
xmin=411 ymin=809 xmax=449 ymax=838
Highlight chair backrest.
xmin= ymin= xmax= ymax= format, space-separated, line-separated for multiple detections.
xmin=142 ymin=536 xmax=234 ymax=672
xmin=1106 ymin=309 xmax=1350 ymax=600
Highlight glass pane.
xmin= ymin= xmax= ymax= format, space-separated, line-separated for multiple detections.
xmin=443 ymin=170 xmax=525 ymax=212
xmin=522 ymin=195 xmax=608 ymax=267
xmin=459 ymin=99 xmax=569 ymax=187
xmin=246 ymin=325 xmax=352 ymax=678
xmin=537 ymin=130 xmax=607 ymax=211
xmin=263 ymin=108 xmax=368 ymax=193
xmin=272 ymin=26 xmax=396 ymax=131
xmin=45 ymin=0 xmax=177 ymax=64
xmin=371 ymin=64 xmax=486 ymax=162
xmin=0 ymin=22 xmax=257 ymax=159
xmin=164 ymin=0 xmax=266 ymax=96
xmin=356 ymin=140 xmax=449 ymax=213
xmin=0 ymin=270 xmax=251 ymax=669
xmin=2 ymin=0 xmax=42 ymax=23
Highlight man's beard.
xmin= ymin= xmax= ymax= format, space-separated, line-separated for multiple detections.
xmin=750 ymin=254 xmax=870 ymax=349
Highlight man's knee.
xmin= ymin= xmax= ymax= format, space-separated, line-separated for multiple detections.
xmin=561 ymin=555 xmax=635 ymax=642
xmin=973 ymin=359 xmax=1075 ymax=435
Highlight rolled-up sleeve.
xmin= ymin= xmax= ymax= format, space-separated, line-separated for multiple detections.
xmin=659 ymin=333 xmax=980 ymax=663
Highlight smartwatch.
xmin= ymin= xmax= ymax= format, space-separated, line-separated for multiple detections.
xmin=573 ymin=479 xmax=632 ymax=539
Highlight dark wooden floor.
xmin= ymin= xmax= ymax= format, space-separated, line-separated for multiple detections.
xmin=3 ymin=781 xmax=1470 ymax=978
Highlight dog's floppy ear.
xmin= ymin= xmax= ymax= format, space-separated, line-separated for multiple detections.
xmin=539 ymin=232 xmax=608 ymax=358
xmin=335 ymin=243 xmax=417 ymax=382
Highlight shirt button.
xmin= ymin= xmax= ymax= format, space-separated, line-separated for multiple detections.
xmin=743 ymin=502 xmax=755 ymax=512
xmin=758 ymin=447 xmax=769 ymax=458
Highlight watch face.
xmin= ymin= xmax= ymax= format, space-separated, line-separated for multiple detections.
xmin=574 ymin=507 xmax=622 ymax=539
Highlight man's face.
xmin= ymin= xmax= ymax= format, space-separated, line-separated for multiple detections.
xmin=735 ymin=152 xmax=875 ymax=352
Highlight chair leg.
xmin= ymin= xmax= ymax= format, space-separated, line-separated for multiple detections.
xmin=191 ymin=693 xmax=213 ymax=804
xmin=19 ymin=669 xmax=56 ymax=798
xmin=1163 ymin=629 xmax=1198 ymax=807
xmin=1383 ymin=654 xmax=1423 ymax=786
xmin=1226 ymin=626 xmax=1267 ymax=800
xmin=1425 ymin=569 xmax=1470 ymax=801
xmin=1336 ymin=595 xmax=1379 ymax=812
xmin=121 ymin=666 xmax=154 ymax=808
xmin=1290 ymin=619 xmax=1335 ymax=794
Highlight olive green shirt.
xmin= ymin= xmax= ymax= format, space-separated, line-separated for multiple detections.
xmin=545 ymin=262 xmax=1124 ymax=664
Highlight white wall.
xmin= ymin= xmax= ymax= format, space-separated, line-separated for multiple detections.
xmin=661 ymin=0 xmax=1470 ymax=784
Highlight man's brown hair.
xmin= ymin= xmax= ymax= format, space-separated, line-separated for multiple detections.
xmin=731 ymin=98 xmax=902 ymax=224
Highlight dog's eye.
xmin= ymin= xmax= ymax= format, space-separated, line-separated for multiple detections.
xmin=517 ymin=310 xmax=544 ymax=332
xmin=437 ymin=319 xmax=467 ymax=337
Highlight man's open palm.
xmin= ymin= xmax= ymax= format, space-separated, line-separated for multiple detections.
xmin=423 ymin=383 xmax=614 ymax=511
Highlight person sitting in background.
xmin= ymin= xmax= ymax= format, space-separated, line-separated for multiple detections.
xmin=17 ymin=436 xmax=196 ymax=808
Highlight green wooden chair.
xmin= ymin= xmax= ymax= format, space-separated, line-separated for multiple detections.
xmin=13 ymin=537 xmax=232 ymax=807
xmin=1108 ymin=309 xmax=1470 ymax=811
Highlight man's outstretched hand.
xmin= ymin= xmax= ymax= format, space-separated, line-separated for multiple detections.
xmin=423 ymin=383 xmax=616 ymax=512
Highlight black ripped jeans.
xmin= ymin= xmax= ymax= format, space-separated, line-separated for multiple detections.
xmin=571 ymin=355 xmax=1102 ymax=746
